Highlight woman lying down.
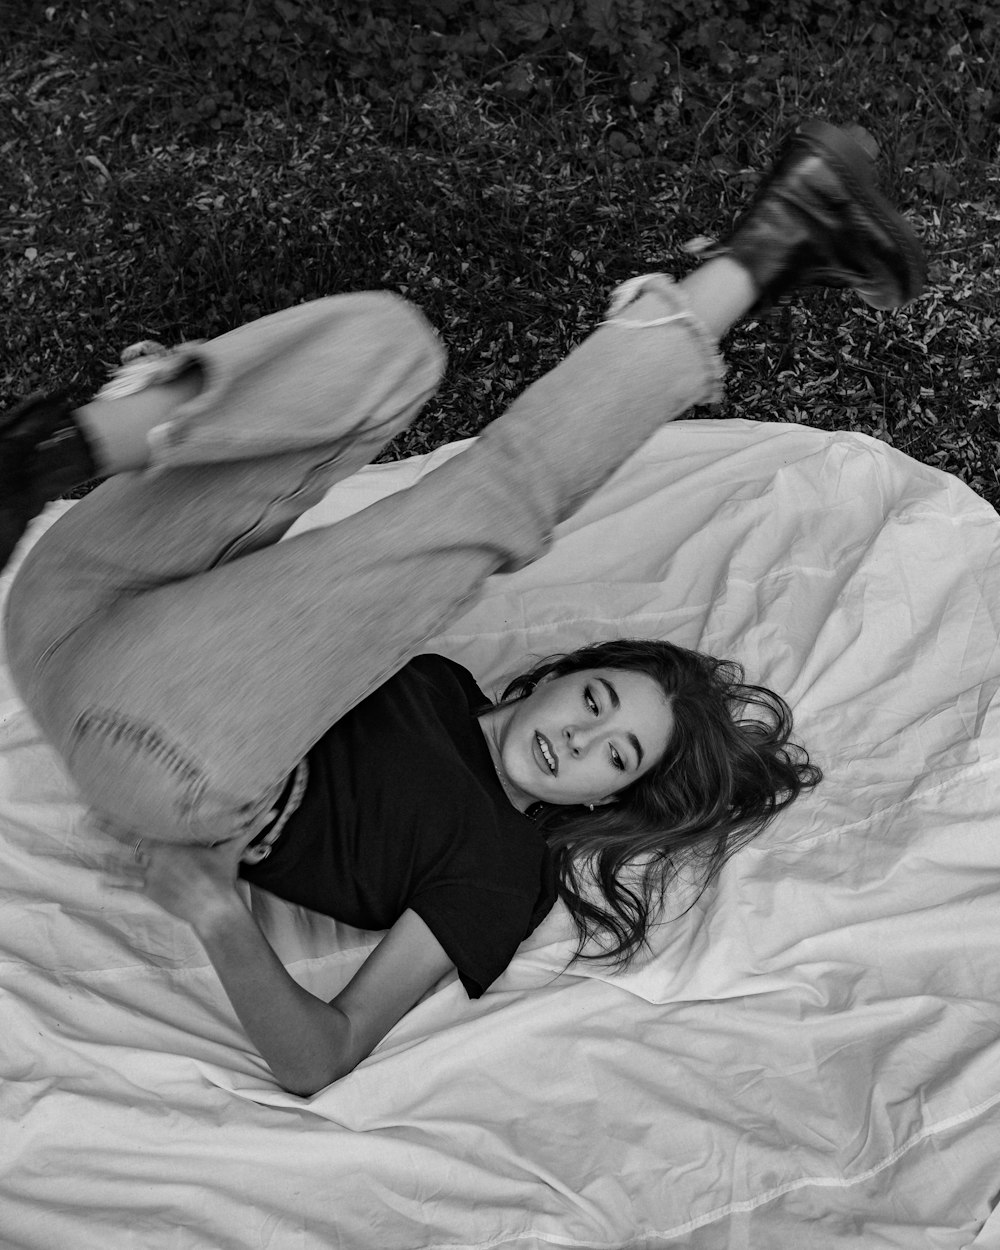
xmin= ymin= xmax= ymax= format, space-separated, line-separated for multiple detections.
xmin=1 ymin=121 xmax=924 ymax=1094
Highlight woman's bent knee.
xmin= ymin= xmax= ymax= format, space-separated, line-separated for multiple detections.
xmin=65 ymin=706 xmax=275 ymax=844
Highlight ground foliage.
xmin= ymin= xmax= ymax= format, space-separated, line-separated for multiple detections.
xmin=3 ymin=0 xmax=999 ymax=505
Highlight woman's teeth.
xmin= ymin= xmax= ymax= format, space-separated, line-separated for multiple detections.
xmin=536 ymin=732 xmax=557 ymax=775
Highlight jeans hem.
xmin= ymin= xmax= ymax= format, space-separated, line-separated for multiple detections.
xmin=602 ymin=273 xmax=726 ymax=406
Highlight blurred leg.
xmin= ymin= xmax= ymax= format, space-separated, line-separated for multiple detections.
xmin=6 ymin=291 xmax=445 ymax=839
xmin=9 ymin=274 xmax=726 ymax=844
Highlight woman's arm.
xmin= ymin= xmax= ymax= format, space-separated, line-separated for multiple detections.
xmin=109 ymin=839 xmax=455 ymax=1096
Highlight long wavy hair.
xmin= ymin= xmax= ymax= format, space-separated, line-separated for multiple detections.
xmin=498 ymin=638 xmax=822 ymax=971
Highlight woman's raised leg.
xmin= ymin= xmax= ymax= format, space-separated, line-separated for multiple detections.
xmin=5 ymin=291 xmax=446 ymax=840
xmin=3 ymin=121 xmax=924 ymax=846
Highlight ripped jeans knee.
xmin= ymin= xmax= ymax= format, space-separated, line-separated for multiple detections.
xmin=67 ymin=707 xmax=277 ymax=844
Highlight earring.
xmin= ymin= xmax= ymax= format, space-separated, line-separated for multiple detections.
xmin=588 ymin=803 xmax=595 ymax=812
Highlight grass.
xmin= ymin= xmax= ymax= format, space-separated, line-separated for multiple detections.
xmin=3 ymin=6 xmax=999 ymax=507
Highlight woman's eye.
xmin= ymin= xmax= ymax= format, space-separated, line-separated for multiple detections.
xmin=610 ymin=747 xmax=625 ymax=772
xmin=584 ymin=687 xmax=598 ymax=716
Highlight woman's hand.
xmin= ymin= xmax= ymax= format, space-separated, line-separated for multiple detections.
xmin=108 ymin=833 xmax=253 ymax=935
xmin=108 ymin=828 xmax=357 ymax=1094
xmin=107 ymin=835 xmax=456 ymax=1095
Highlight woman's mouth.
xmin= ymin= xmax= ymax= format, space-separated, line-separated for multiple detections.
xmin=534 ymin=731 xmax=557 ymax=776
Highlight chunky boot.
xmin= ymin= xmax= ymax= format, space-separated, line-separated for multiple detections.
xmin=0 ymin=391 xmax=98 ymax=571
xmin=717 ymin=119 xmax=926 ymax=311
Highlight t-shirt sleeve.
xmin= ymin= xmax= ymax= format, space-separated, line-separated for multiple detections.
xmin=408 ymin=872 xmax=551 ymax=999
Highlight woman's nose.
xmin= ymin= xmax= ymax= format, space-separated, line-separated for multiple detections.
xmin=563 ymin=725 xmax=592 ymax=756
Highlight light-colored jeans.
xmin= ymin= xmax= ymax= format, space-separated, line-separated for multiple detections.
xmin=4 ymin=278 xmax=721 ymax=844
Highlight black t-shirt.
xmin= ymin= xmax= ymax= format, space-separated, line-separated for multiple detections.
xmin=240 ymin=654 xmax=558 ymax=997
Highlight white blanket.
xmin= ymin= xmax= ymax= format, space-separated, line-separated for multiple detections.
xmin=2 ymin=419 xmax=998 ymax=1249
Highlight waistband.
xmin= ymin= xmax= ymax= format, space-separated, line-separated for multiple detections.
xmin=242 ymin=758 xmax=309 ymax=863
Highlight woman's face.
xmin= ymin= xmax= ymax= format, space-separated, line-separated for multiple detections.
xmin=481 ymin=667 xmax=674 ymax=810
